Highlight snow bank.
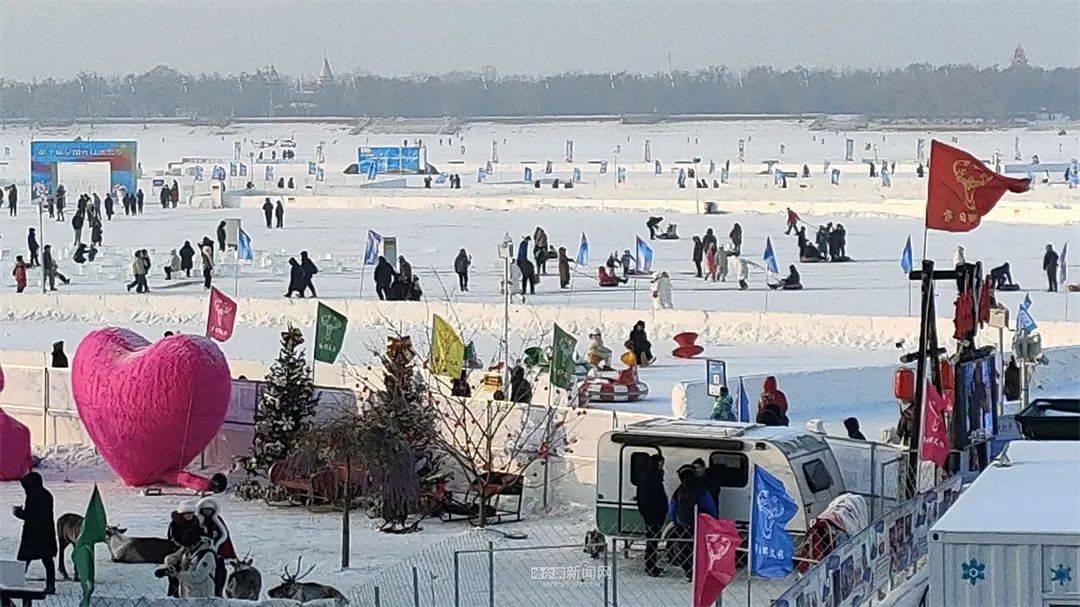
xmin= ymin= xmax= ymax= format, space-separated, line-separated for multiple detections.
xmin=4 ymin=293 xmax=1079 ymax=356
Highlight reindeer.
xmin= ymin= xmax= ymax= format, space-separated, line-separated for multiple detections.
xmin=104 ymin=526 xmax=176 ymax=564
xmin=224 ymin=555 xmax=262 ymax=600
xmin=57 ymin=513 xmax=84 ymax=580
xmin=267 ymin=557 xmax=347 ymax=603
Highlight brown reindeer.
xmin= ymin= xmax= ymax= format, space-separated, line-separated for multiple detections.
xmin=267 ymin=556 xmax=346 ymax=603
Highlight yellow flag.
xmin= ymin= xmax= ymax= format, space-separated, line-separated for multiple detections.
xmin=430 ymin=314 xmax=464 ymax=377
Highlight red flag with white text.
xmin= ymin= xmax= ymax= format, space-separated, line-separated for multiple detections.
xmin=926 ymin=140 xmax=1029 ymax=232
xmin=693 ymin=514 xmax=741 ymax=607
xmin=205 ymin=288 xmax=237 ymax=342
xmin=921 ymin=382 xmax=951 ymax=468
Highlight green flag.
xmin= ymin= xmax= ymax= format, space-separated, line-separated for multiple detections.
xmin=430 ymin=314 xmax=464 ymax=377
xmin=73 ymin=485 xmax=108 ymax=607
xmin=314 ymin=303 xmax=348 ymax=364
xmin=550 ymin=323 xmax=577 ymax=390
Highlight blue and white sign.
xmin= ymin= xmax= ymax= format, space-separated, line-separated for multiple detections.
xmin=706 ymin=359 xmax=727 ymax=397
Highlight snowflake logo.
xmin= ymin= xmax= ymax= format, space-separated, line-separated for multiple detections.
xmin=1050 ymin=564 xmax=1072 ymax=586
xmin=961 ymin=559 xmax=986 ymax=586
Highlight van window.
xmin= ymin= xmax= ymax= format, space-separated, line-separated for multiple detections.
xmin=629 ymin=451 xmax=651 ymax=486
xmin=708 ymin=452 xmax=749 ymax=487
xmin=802 ymin=459 xmax=833 ymax=493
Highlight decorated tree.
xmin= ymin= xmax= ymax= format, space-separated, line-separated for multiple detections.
xmin=243 ymin=326 xmax=319 ymax=476
xmin=355 ymin=335 xmax=440 ymax=531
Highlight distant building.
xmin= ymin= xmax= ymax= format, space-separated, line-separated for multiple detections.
xmin=1011 ymin=45 xmax=1030 ymax=68
xmin=318 ymin=58 xmax=334 ymax=87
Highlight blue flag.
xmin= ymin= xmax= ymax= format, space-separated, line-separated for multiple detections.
xmin=524 ymin=166 xmax=533 ymax=183
xmin=237 ymin=229 xmax=253 ymax=261
xmin=737 ymin=376 xmax=750 ymax=423
xmin=364 ymin=230 xmax=382 ymax=265
xmin=763 ymin=238 xmax=779 ymax=274
xmin=1061 ymin=243 xmax=1068 ymax=284
xmin=750 ymin=465 xmax=798 ymax=578
xmin=308 ymin=162 xmax=317 ymax=176
xmin=1017 ymin=293 xmax=1037 ymax=332
xmin=265 ymin=165 xmax=274 ymax=181
xmin=901 ymin=236 xmax=913 ymax=274
xmin=635 ymin=237 xmax=653 ymax=272
xmin=575 ymin=232 xmax=589 ymax=266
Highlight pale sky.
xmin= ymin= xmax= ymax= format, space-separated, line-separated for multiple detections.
xmin=1 ymin=0 xmax=1077 ymax=80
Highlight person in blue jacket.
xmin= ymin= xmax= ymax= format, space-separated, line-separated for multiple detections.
xmin=667 ymin=464 xmax=718 ymax=579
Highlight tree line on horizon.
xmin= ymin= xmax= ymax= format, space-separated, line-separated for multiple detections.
xmin=1 ymin=60 xmax=1076 ymax=122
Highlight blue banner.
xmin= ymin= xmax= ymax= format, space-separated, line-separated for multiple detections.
xmin=265 ymin=165 xmax=274 ymax=181
xmin=30 ymin=140 xmax=138 ymax=197
xmin=308 ymin=162 xmax=317 ymax=176
xmin=524 ymin=166 xmax=533 ymax=183
xmin=238 ymin=163 xmax=247 ymax=177
xmin=316 ymin=167 xmax=325 ymax=182
xmin=1017 ymin=293 xmax=1037 ymax=332
xmin=211 ymin=165 xmax=226 ymax=181
xmin=901 ymin=237 xmax=913 ymax=274
xmin=575 ymin=233 xmax=589 ymax=266
xmin=763 ymin=238 xmax=779 ymax=274
xmin=750 ymin=465 xmax=798 ymax=578
xmin=635 ymin=237 xmax=653 ymax=272
xmin=572 ymin=167 xmax=582 ymax=183
xmin=229 ymin=162 xmax=237 ymax=177
xmin=237 ymin=229 xmax=254 ymax=261
xmin=364 ymin=230 xmax=382 ymax=265
xmin=367 ymin=160 xmax=378 ymax=181
xmin=737 ymin=376 xmax=750 ymax=423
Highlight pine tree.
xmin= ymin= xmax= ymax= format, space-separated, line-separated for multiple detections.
xmin=244 ymin=326 xmax=319 ymax=476
xmin=359 ymin=335 xmax=440 ymax=529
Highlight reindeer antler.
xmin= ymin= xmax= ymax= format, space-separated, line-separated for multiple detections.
xmin=294 ymin=556 xmax=316 ymax=582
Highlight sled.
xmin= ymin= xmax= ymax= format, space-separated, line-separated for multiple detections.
xmin=579 ymin=367 xmax=650 ymax=403
xmin=440 ymin=471 xmax=524 ymax=526
xmin=620 ymin=351 xmax=655 ymax=367
xmin=996 ymin=283 xmax=1021 ymax=292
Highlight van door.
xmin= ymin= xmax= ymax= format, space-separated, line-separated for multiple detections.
xmin=613 ymin=446 xmax=661 ymax=535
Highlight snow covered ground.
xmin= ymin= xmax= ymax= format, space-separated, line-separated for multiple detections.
xmin=0 ymin=119 xmax=1077 ymax=605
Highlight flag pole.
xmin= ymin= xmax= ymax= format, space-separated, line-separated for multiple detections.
xmin=690 ymin=504 xmax=698 ymax=607
xmin=745 ymin=465 xmax=754 ymax=607
xmin=359 ymin=263 xmax=366 ymax=299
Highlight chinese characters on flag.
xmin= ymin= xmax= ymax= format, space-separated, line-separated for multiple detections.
xmin=205 ymin=288 xmax=237 ymax=342
xmin=925 ymin=140 xmax=1029 ymax=232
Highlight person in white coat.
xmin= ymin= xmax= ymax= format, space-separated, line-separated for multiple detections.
xmin=735 ymin=256 xmax=749 ymax=290
xmin=715 ymin=244 xmax=729 ymax=282
xmin=177 ymin=537 xmax=217 ymax=598
xmin=953 ymin=245 xmax=966 ymax=267
xmin=651 ymin=271 xmax=673 ymax=309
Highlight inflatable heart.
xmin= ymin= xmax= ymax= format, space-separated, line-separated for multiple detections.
xmin=72 ymin=328 xmax=231 ymax=490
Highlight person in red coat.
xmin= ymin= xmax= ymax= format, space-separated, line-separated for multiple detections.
xmin=758 ymin=376 xmax=790 ymax=418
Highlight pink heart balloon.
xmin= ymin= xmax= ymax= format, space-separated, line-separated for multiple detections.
xmin=72 ymin=328 xmax=231 ymax=489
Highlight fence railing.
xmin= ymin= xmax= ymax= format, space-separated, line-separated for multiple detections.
xmin=771 ymin=473 xmax=963 ymax=607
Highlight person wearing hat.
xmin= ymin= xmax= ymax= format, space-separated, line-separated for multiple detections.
xmin=164 ymin=500 xmax=202 ymax=596
xmin=196 ymin=497 xmax=234 ymax=596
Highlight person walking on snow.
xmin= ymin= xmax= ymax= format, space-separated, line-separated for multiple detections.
xmin=71 ymin=211 xmax=84 ymax=247
xmin=136 ymin=189 xmax=144 ymax=214
xmin=516 ymin=236 xmax=531 ymax=266
xmin=12 ymin=256 xmax=27 ymax=293
xmin=692 ymin=236 xmax=704 ymax=278
xmin=1044 ymin=244 xmax=1060 ymax=292
xmin=651 ymin=271 xmax=673 ymax=309
xmin=519 ymin=257 xmax=537 ymax=296
xmin=261 ymin=198 xmax=273 ymax=228
xmin=715 ymin=244 xmax=729 ymax=282
xmin=533 ymin=226 xmax=549 ymax=274
xmin=785 ymin=207 xmax=800 ymax=234
xmin=170 ymin=180 xmax=179 ymax=207
xmin=200 ymin=239 xmax=214 ymax=289
xmin=729 ymin=222 xmax=743 ymax=255
xmin=6 ymin=183 xmax=17 ymax=216
xmin=454 ymin=248 xmax=471 ymax=291
xmin=42 ymin=245 xmax=69 ymax=291
xmin=216 ymin=221 xmax=227 ymax=252
xmin=300 ymin=251 xmax=318 ymax=297
xmin=285 ymin=258 xmax=306 ymax=298
xmin=104 ymin=193 xmax=115 ymax=220
xmin=557 ymin=247 xmax=571 ymax=289
xmin=274 ymin=200 xmax=284 ymax=228
xmin=160 ymin=185 xmax=170 ymax=209
xmin=179 ymin=241 xmax=195 ymax=278
xmin=27 ymin=228 xmax=40 ymax=267
xmin=374 ymin=256 xmax=396 ymax=301
xmin=127 ymin=250 xmax=148 ymax=293
xmin=702 ymin=228 xmax=717 ymax=251
xmin=12 ymin=472 xmax=57 ymax=594
xmin=703 ymin=243 xmax=717 ymax=281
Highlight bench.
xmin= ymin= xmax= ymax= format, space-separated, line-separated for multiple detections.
xmin=0 ymin=587 xmax=48 ymax=607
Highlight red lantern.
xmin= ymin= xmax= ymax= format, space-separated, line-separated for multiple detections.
xmin=894 ymin=367 xmax=915 ymax=402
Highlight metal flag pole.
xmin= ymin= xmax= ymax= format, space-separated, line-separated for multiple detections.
xmin=745 ymin=465 xmax=755 ymax=607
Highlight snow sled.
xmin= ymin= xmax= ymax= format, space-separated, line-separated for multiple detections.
xmin=598 ymin=267 xmax=625 ymax=287
xmin=579 ymin=367 xmax=650 ymax=403
xmin=656 ymin=224 xmax=680 ymax=239
xmin=829 ymin=256 xmax=853 ymax=263
xmin=768 ymin=282 xmax=803 ymax=291
xmin=671 ymin=332 xmax=704 ymax=359
xmin=996 ymin=283 xmax=1021 ymax=292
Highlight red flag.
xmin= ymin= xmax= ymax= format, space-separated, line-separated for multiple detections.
xmin=921 ymin=382 xmax=951 ymax=468
xmin=205 ymin=287 xmax=237 ymax=342
xmin=693 ymin=515 xmax=741 ymax=607
xmin=926 ymin=140 xmax=1029 ymax=232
